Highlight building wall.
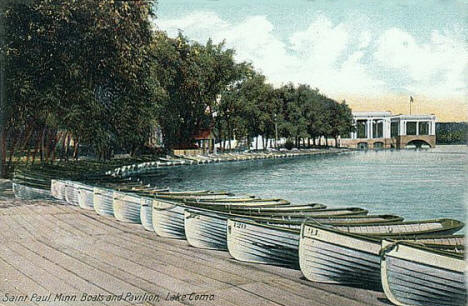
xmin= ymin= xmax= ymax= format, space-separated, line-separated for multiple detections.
xmin=342 ymin=112 xmax=436 ymax=149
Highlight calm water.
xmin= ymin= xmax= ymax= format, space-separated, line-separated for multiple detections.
xmin=137 ymin=145 xmax=467 ymax=222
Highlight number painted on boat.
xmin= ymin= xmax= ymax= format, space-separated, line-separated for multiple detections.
xmin=233 ymin=222 xmax=246 ymax=229
xmin=304 ymin=227 xmax=318 ymax=236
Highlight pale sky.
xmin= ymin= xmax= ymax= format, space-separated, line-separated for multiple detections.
xmin=154 ymin=0 xmax=468 ymax=121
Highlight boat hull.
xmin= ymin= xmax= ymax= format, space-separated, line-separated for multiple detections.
xmin=64 ymin=181 xmax=80 ymax=206
xmin=152 ymin=200 xmax=185 ymax=239
xmin=77 ymin=184 xmax=94 ymax=210
xmin=227 ymin=219 xmax=300 ymax=269
xmin=299 ymin=224 xmax=382 ymax=289
xmin=185 ymin=209 xmax=228 ymax=250
xmin=13 ymin=182 xmax=53 ymax=200
xmin=140 ymin=197 xmax=154 ymax=231
xmin=50 ymin=179 xmax=66 ymax=201
xmin=93 ymin=187 xmax=114 ymax=217
xmin=113 ymin=192 xmax=141 ymax=223
xmin=381 ymin=242 xmax=466 ymax=306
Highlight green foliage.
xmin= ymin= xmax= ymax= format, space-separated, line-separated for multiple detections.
xmin=436 ymin=123 xmax=468 ymax=144
xmin=2 ymin=0 xmax=355 ymax=173
xmin=151 ymin=32 xmax=243 ymax=149
xmin=4 ymin=0 xmax=158 ymax=162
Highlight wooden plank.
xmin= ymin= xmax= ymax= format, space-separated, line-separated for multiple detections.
xmin=0 ymin=243 xmax=77 ymax=305
xmin=0 ymin=256 xmax=41 ymax=306
xmin=11 ymin=242 xmax=108 ymax=305
xmin=20 ymin=239 xmax=136 ymax=306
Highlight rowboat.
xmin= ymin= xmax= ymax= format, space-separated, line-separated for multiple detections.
xmin=221 ymin=203 xmax=326 ymax=212
xmin=93 ymin=187 xmax=114 ymax=217
xmin=51 ymin=179 xmax=66 ymax=201
xmin=140 ymin=196 xmax=154 ymax=231
xmin=380 ymin=240 xmax=466 ymax=305
xmin=152 ymin=197 xmax=299 ymax=239
xmin=77 ymin=183 xmax=94 ymax=210
xmin=182 ymin=198 xmax=291 ymax=210
xmin=112 ymin=191 xmax=141 ymax=223
xmin=224 ymin=207 xmax=367 ymax=217
xmin=64 ymin=181 xmax=80 ymax=206
xmin=154 ymin=191 xmax=236 ymax=200
xmin=152 ymin=198 xmax=186 ymax=239
xmin=150 ymin=191 xmax=237 ymax=238
xmin=227 ymin=218 xmax=300 ymax=268
xmin=298 ymin=219 xmax=464 ymax=289
xmin=185 ymin=208 xmax=402 ymax=251
xmin=12 ymin=182 xmax=53 ymax=200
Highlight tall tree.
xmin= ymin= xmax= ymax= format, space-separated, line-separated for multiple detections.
xmin=3 ymin=0 xmax=158 ymax=166
xmin=151 ymin=32 xmax=242 ymax=149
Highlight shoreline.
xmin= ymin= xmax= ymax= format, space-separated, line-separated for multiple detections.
xmin=110 ymin=147 xmax=350 ymax=178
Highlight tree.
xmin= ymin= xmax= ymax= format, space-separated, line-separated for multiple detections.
xmin=3 ymin=0 xmax=158 ymax=167
xmin=151 ymin=32 xmax=242 ymax=150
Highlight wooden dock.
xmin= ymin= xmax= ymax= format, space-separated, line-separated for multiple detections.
xmin=0 ymin=192 xmax=389 ymax=305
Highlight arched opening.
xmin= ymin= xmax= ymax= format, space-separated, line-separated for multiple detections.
xmin=373 ymin=142 xmax=384 ymax=149
xmin=357 ymin=142 xmax=368 ymax=150
xmin=406 ymin=140 xmax=431 ymax=149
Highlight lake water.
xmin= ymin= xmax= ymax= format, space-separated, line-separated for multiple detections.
xmin=137 ymin=145 xmax=467 ymax=223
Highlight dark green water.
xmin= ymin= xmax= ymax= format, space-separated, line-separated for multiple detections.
xmin=137 ymin=145 xmax=467 ymax=222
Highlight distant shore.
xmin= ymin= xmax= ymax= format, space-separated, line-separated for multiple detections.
xmin=110 ymin=147 xmax=350 ymax=178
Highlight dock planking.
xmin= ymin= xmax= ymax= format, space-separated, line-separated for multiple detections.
xmin=0 ymin=199 xmax=388 ymax=305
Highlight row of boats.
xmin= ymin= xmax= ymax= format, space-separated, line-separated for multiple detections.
xmin=109 ymin=149 xmax=336 ymax=177
xmin=16 ymin=179 xmax=466 ymax=305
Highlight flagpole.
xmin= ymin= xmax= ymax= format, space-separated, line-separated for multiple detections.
xmin=409 ymin=96 xmax=414 ymax=115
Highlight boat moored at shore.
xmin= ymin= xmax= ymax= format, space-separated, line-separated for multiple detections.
xmin=227 ymin=218 xmax=301 ymax=268
xmin=380 ymin=240 xmax=466 ymax=305
xmin=298 ymin=220 xmax=465 ymax=290
xmin=113 ymin=191 xmax=141 ymax=223
xmin=93 ymin=187 xmax=115 ymax=217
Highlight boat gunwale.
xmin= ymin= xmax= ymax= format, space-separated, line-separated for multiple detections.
xmin=301 ymin=218 xmax=464 ymax=242
xmin=381 ymin=239 xmax=465 ymax=259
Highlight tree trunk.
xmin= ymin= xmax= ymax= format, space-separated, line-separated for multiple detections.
xmin=65 ymin=134 xmax=71 ymax=161
xmin=73 ymin=137 xmax=79 ymax=160
xmin=335 ymin=136 xmax=339 ymax=148
xmin=60 ymin=132 xmax=67 ymax=161
xmin=1 ymin=129 xmax=7 ymax=177
xmin=325 ymin=137 xmax=328 ymax=147
xmin=50 ymin=132 xmax=64 ymax=163
xmin=6 ymin=130 xmax=19 ymax=174
xmin=20 ymin=125 xmax=32 ymax=151
xmin=31 ymin=134 xmax=41 ymax=165
xmin=40 ymin=127 xmax=46 ymax=162
xmin=45 ymin=130 xmax=57 ymax=162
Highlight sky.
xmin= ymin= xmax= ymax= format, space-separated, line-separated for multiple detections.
xmin=154 ymin=0 xmax=468 ymax=121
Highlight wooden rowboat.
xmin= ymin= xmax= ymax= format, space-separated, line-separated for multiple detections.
xmin=223 ymin=207 xmax=367 ymax=216
xmin=227 ymin=218 xmax=300 ymax=268
xmin=298 ymin=220 xmax=464 ymax=289
xmin=380 ymin=240 xmax=466 ymax=305
xmin=12 ymin=182 xmax=53 ymax=200
xmin=113 ymin=191 xmax=141 ymax=224
xmin=140 ymin=196 xmax=154 ymax=231
xmin=77 ymin=183 xmax=94 ymax=210
xmin=182 ymin=198 xmax=291 ymax=210
xmin=185 ymin=208 xmax=402 ymax=251
xmin=93 ymin=187 xmax=114 ymax=217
